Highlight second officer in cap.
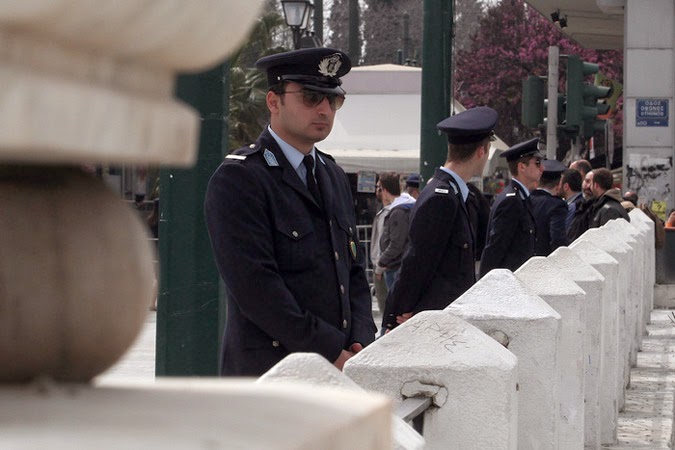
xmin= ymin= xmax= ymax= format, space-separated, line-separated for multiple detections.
xmin=479 ymin=137 xmax=544 ymax=277
xmin=205 ymin=48 xmax=376 ymax=376
xmin=530 ymin=159 xmax=569 ymax=256
xmin=382 ymin=106 xmax=498 ymax=332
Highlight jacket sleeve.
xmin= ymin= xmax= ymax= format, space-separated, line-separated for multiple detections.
xmin=549 ymin=199 xmax=570 ymax=251
xmin=479 ymin=197 xmax=520 ymax=277
xmin=204 ymin=163 xmax=345 ymax=363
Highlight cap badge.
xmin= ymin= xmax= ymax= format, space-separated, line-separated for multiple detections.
xmin=318 ymin=54 xmax=342 ymax=77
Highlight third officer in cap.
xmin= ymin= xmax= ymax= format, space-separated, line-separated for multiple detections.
xmin=530 ymin=159 xmax=569 ymax=256
xmin=382 ymin=106 xmax=497 ymax=332
xmin=479 ymin=137 xmax=544 ymax=277
xmin=205 ymin=48 xmax=376 ymax=376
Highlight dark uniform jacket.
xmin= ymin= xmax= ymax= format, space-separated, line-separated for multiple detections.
xmin=382 ymin=168 xmax=475 ymax=331
xmin=530 ymin=189 xmax=569 ymax=256
xmin=479 ymin=179 xmax=536 ymax=277
xmin=204 ymin=129 xmax=376 ymax=376
xmin=590 ymin=188 xmax=631 ymax=228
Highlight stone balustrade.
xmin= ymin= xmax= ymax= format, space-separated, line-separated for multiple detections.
xmin=263 ymin=211 xmax=655 ymax=449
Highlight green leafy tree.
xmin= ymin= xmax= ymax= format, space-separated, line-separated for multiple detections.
xmin=228 ymin=3 xmax=288 ymax=149
xmin=455 ymin=0 xmax=623 ymax=159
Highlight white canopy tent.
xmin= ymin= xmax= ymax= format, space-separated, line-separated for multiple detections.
xmin=319 ymin=64 xmax=511 ymax=178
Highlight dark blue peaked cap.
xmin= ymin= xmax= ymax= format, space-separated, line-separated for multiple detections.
xmin=540 ymin=159 xmax=567 ymax=181
xmin=256 ymin=48 xmax=351 ymax=95
xmin=437 ymin=106 xmax=498 ymax=145
xmin=500 ymin=137 xmax=545 ymax=162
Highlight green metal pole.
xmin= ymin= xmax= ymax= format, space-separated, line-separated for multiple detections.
xmin=156 ymin=62 xmax=229 ymax=376
xmin=314 ymin=0 xmax=323 ymax=44
xmin=420 ymin=0 xmax=453 ymax=186
xmin=348 ymin=0 xmax=360 ymax=63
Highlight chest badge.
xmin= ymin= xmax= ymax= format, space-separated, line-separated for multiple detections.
xmin=349 ymin=240 xmax=357 ymax=261
xmin=263 ymin=149 xmax=279 ymax=167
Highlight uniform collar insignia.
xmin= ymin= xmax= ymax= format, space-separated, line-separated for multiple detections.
xmin=318 ymin=54 xmax=342 ymax=77
xmin=263 ymin=148 xmax=279 ymax=167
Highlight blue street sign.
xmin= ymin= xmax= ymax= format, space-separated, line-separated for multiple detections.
xmin=636 ymin=99 xmax=669 ymax=127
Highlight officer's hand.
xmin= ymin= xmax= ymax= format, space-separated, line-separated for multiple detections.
xmin=396 ymin=312 xmax=413 ymax=324
xmin=349 ymin=343 xmax=364 ymax=354
xmin=333 ymin=349 xmax=355 ymax=371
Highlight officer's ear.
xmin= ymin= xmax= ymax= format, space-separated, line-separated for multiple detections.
xmin=267 ymin=90 xmax=281 ymax=113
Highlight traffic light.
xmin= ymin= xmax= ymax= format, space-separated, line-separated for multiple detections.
xmin=565 ymin=55 xmax=611 ymax=137
xmin=522 ymin=75 xmax=545 ymax=128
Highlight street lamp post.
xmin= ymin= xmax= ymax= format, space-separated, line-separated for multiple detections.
xmin=281 ymin=0 xmax=312 ymax=50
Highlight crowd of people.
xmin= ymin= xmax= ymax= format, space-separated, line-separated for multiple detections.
xmin=203 ymin=46 xmax=646 ymax=376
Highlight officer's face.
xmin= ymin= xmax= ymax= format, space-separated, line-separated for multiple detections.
xmin=519 ymin=156 xmax=543 ymax=186
xmin=268 ymin=82 xmax=337 ymax=153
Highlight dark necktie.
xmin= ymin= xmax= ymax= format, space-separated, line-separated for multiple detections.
xmin=302 ymin=154 xmax=322 ymax=207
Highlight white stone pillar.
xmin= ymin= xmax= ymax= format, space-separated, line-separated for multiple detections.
xmin=257 ymin=353 xmax=425 ymax=450
xmin=447 ymin=269 xmax=561 ymax=450
xmin=629 ymin=208 xmax=657 ymax=330
xmin=345 ymin=310 xmax=519 ymax=450
xmin=547 ymin=247 xmax=606 ymax=449
xmin=568 ymin=240 xmax=621 ymax=445
xmin=515 ymin=257 xmax=587 ymax=450
xmin=577 ymin=227 xmax=633 ymax=412
xmin=603 ymin=219 xmax=646 ymax=359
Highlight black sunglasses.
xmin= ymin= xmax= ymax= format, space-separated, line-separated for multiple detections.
xmin=281 ymin=89 xmax=345 ymax=111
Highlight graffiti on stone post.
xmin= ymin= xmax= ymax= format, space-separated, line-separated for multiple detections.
xmin=626 ymin=154 xmax=672 ymax=207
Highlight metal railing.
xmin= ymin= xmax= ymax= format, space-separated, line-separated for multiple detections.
xmin=395 ymin=396 xmax=433 ymax=434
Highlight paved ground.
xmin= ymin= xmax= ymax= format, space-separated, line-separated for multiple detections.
xmin=604 ymin=308 xmax=675 ymax=449
xmin=96 ymin=304 xmax=675 ymax=449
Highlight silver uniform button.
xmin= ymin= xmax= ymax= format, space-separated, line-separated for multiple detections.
xmin=340 ymin=285 xmax=345 ymax=294
xmin=463 ymin=243 xmax=469 ymax=249
xmin=334 ymin=251 xmax=339 ymax=261
xmin=292 ymin=230 xmax=299 ymax=238
xmin=272 ymin=340 xmax=279 ymax=347
xmin=342 ymin=320 xmax=348 ymax=329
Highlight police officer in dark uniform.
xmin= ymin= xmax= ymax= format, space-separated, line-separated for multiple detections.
xmin=382 ymin=106 xmax=498 ymax=332
xmin=204 ymin=48 xmax=376 ymax=376
xmin=479 ymin=137 xmax=544 ymax=277
xmin=530 ymin=159 xmax=569 ymax=256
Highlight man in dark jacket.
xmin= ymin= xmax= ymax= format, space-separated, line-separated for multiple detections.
xmin=589 ymin=168 xmax=630 ymax=227
xmin=382 ymin=106 xmax=498 ymax=332
xmin=561 ymin=168 xmax=583 ymax=229
xmin=530 ymin=159 xmax=569 ymax=256
xmin=204 ymin=48 xmax=376 ymax=376
xmin=479 ymin=138 xmax=544 ymax=277
xmin=376 ymin=172 xmax=416 ymax=290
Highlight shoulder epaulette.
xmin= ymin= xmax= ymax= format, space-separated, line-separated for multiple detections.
xmin=316 ymin=148 xmax=336 ymax=162
xmin=224 ymin=143 xmax=260 ymax=163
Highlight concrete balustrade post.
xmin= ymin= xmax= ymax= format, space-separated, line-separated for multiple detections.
xmin=577 ymin=227 xmax=634 ymax=412
xmin=345 ymin=310 xmax=519 ymax=450
xmin=447 ymin=269 xmax=561 ymax=450
xmin=629 ymin=208 xmax=656 ymax=328
xmin=547 ymin=247 xmax=606 ymax=449
xmin=515 ymin=257 xmax=587 ymax=450
xmin=603 ymin=219 xmax=645 ymax=362
xmin=568 ymin=240 xmax=621 ymax=445
xmin=257 ymin=353 xmax=425 ymax=450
